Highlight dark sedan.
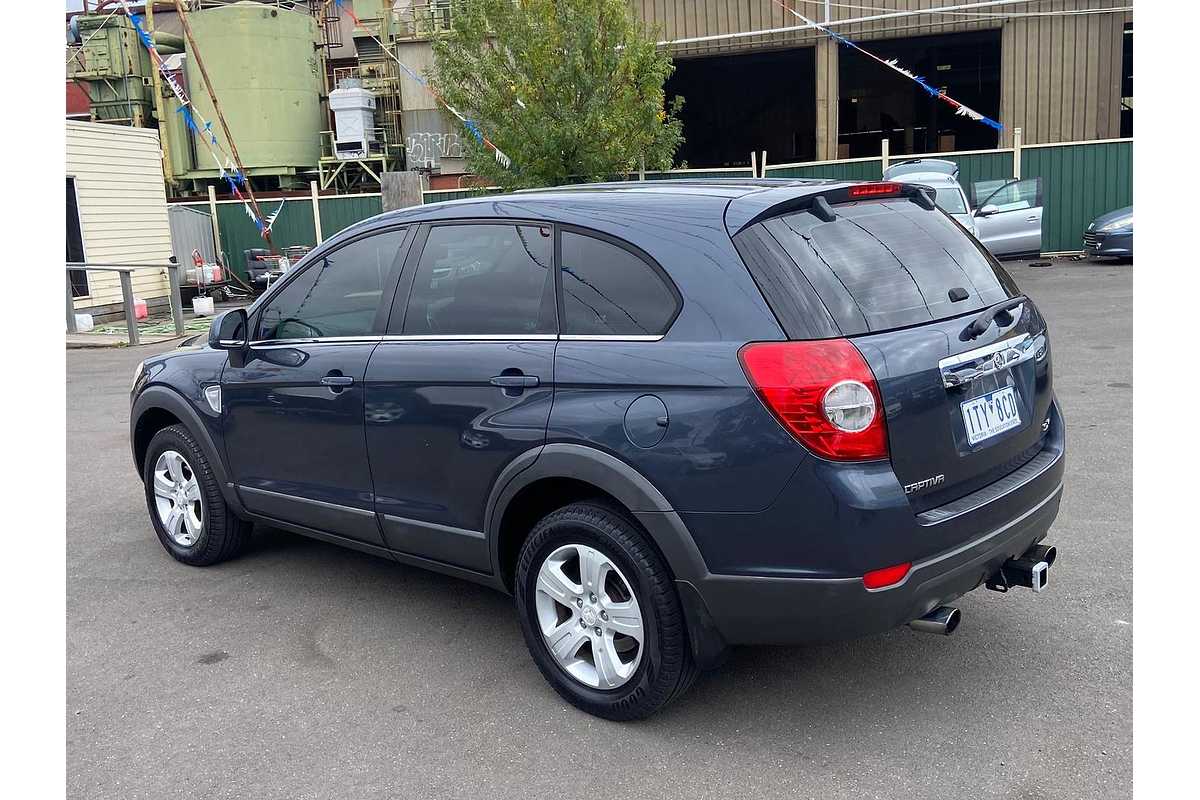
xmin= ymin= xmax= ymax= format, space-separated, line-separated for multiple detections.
xmin=1084 ymin=205 xmax=1133 ymax=260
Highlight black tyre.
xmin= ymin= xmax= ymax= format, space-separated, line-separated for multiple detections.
xmin=515 ymin=502 xmax=697 ymax=720
xmin=142 ymin=424 xmax=251 ymax=566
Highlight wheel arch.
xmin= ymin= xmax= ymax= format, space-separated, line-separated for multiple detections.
xmin=130 ymin=385 xmax=245 ymax=517
xmin=485 ymin=444 xmax=709 ymax=594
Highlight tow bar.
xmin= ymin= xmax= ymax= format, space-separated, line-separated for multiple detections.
xmin=986 ymin=544 xmax=1057 ymax=593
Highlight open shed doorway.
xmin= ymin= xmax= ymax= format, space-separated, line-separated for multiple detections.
xmin=839 ymin=30 xmax=1001 ymax=158
xmin=664 ymin=48 xmax=816 ymax=168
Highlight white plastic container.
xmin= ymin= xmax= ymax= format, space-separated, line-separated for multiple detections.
xmin=73 ymin=313 xmax=94 ymax=333
xmin=192 ymin=296 xmax=215 ymax=317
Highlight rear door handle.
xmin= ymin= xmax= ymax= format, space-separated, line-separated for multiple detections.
xmin=490 ymin=375 xmax=539 ymax=388
xmin=321 ymin=375 xmax=354 ymax=387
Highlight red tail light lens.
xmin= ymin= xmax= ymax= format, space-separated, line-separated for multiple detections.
xmin=863 ymin=562 xmax=911 ymax=590
xmin=848 ymin=182 xmax=902 ymax=199
xmin=738 ymin=339 xmax=889 ymax=461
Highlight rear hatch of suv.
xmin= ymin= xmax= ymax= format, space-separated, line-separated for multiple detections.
xmin=731 ymin=183 xmax=1055 ymax=513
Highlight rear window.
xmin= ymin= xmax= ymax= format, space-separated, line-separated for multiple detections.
xmin=751 ymin=198 xmax=1016 ymax=334
xmin=934 ymin=187 xmax=968 ymax=215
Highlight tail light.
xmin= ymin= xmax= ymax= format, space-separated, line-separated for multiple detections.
xmin=848 ymin=182 xmax=902 ymax=199
xmin=738 ymin=339 xmax=888 ymax=461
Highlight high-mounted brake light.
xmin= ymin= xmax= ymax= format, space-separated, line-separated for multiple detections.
xmin=863 ymin=562 xmax=911 ymax=590
xmin=848 ymin=182 xmax=903 ymax=199
xmin=738 ymin=339 xmax=889 ymax=461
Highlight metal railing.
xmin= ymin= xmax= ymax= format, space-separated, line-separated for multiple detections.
xmin=66 ymin=262 xmax=186 ymax=346
xmin=391 ymin=0 xmax=455 ymax=39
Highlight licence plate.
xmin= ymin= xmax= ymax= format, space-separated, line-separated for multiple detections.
xmin=961 ymin=385 xmax=1022 ymax=445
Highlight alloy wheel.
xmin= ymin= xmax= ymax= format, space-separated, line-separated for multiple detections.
xmin=534 ymin=543 xmax=645 ymax=690
xmin=152 ymin=450 xmax=204 ymax=547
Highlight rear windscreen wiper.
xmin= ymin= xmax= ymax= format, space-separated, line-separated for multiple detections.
xmin=960 ymin=295 xmax=1027 ymax=341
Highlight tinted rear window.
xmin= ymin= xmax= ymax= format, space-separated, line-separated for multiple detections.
xmin=559 ymin=231 xmax=680 ymax=336
xmin=756 ymin=199 xmax=1015 ymax=333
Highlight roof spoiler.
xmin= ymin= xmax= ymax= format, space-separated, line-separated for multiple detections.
xmin=726 ymin=182 xmax=937 ymax=234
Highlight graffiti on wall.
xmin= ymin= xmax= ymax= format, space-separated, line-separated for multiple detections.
xmin=406 ymin=131 xmax=463 ymax=169
xmin=403 ymin=108 xmax=466 ymax=170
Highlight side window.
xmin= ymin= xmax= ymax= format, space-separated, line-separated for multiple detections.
xmin=258 ymin=228 xmax=406 ymax=340
xmin=402 ymin=223 xmax=554 ymax=335
xmin=560 ymin=231 xmax=680 ymax=336
xmin=973 ymin=177 xmax=1043 ymax=212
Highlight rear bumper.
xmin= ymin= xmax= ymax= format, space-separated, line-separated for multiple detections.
xmin=682 ymin=479 xmax=1061 ymax=646
xmin=675 ymin=399 xmax=1066 ymax=649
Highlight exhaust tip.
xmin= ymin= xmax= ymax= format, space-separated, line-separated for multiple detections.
xmin=909 ymin=605 xmax=960 ymax=636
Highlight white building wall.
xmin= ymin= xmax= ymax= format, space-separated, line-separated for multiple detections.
xmin=66 ymin=120 xmax=173 ymax=311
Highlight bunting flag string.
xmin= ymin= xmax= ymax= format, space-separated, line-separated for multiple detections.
xmin=331 ymin=0 xmax=513 ymax=168
xmin=771 ymin=1 xmax=1003 ymax=132
xmin=118 ymin=1 xmax=270 ymax=236
xmin=263 ymin=199 xmax=286 ymax=235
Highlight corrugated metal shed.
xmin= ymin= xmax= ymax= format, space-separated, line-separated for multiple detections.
xmin=640 ymin=1 xmax=1131 ymax=155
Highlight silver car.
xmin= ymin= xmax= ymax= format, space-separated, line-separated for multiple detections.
xmin=883 ymin=159 xmax=978 ymax=236
xmin=884 ymin=159 xmax=1044 ymax=258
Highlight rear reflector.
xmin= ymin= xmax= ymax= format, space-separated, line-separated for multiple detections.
xmin=738 ymin=339 xmax=889 ymax=461
xmin=848 ymin=182 xmax=903 ymax=199
xmin=863 ymin=562 xmax=911 ymax=590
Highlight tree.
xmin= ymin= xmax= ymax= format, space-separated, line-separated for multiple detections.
xmin=428 ymin=0 xmax=684 ymax=190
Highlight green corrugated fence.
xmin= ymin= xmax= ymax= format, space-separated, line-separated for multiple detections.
xmin=172 ymin=194 xmax=384 ymax=281
xmin=1023 ymin=140 xmax=1132 ymax=253
xmin=765 ymin=157 xmax=883 ymax=182
xmin=170 ymin=144 xmax=1127 ymax=274
xmin=765 ymin=139 xmax=1131 ymax=253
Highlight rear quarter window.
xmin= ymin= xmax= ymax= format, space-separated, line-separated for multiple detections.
xmin=744 ymin=198 xmax=1017 ymax=335
xmin=559 ymin=230 xmax=680 ymax=337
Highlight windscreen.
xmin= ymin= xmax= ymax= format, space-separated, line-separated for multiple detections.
xmin=759 ymin=198 xmax=1015 ymax=333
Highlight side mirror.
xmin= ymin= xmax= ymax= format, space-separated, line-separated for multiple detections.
xmin=208 ymin=308 xmax=248 ymax=350
xmin=976 ymin=204 xmax=1000 ymax=217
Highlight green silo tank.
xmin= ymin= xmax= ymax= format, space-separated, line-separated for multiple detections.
xmin=183 ymin=1 xmax=322 ymax=180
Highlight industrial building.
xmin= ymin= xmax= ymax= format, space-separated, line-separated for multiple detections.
xmin=650 ymin=0 xmax=1131 ymax=165
xmin=65 ymin=1 xmax=471 ymax=196
xmin=64 ymin=0 xmax=1131 ymax=272
xmin=65 ymin=1 xmax=1131 ymax=189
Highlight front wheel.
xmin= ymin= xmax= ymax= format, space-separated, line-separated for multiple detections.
xmin=143 ymin=424 xmax=250 ymax=566
xmin=515 ymin=502 xmax=697 ymax=720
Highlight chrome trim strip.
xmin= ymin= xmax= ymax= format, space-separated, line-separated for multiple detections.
xmin=560 ymin=334 xmax=663 ymax=342
xmin=248 ymin=336 xmax=383 ymax=348
xmin=939 ymin=332 xmax=1046 ymax=388
xmin=381 ymin=514 xmax=486 ymax=540
xmin=237 ymin=485 xmax=376 ymax=517
xmin=940 ymin=332 xmax=1030 ymax=369
xmin=379 ymin=334 xmax=558 ymax=342
xmin=247 ymin=333 xmax=664 ymax=345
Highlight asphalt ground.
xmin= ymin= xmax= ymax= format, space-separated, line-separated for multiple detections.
xmin=67 ymin=260 xmax=1132 ymax=799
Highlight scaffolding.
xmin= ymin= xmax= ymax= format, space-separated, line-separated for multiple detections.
xmin=317 ymin=125 xmax=398 ymax=191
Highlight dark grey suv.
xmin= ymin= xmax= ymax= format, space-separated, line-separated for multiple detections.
xmin=130 ymin=180 xmax=1064 ymax=720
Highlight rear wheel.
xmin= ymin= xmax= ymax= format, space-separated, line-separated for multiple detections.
xmin=515 ymin=502 xmax=697 ymax=720
xmin=143 ymin=424 xmax=250 ymax=566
